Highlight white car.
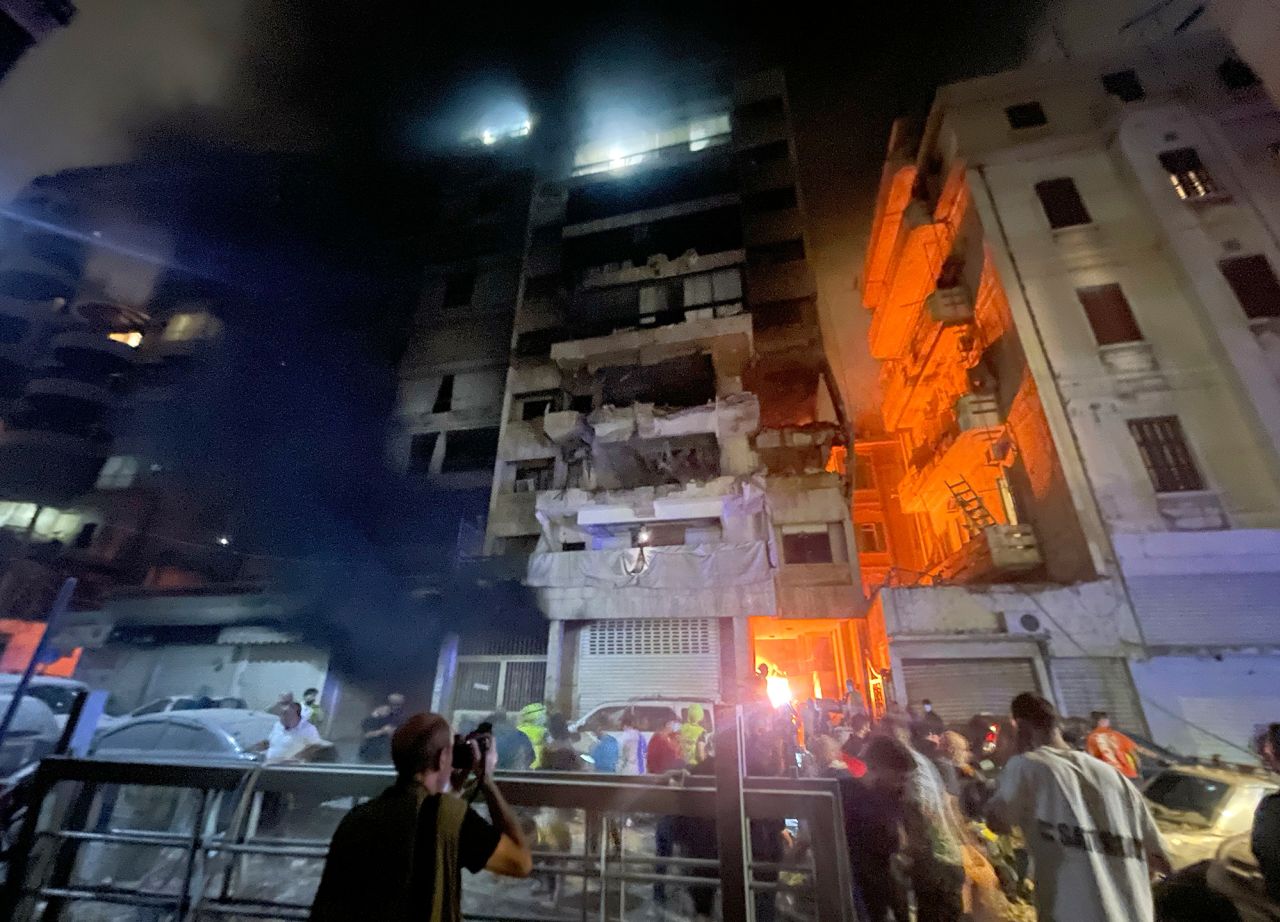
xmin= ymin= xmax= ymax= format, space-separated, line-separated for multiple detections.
xmin=568 ymin=697 xmax=715 ymax=765
xmin=0 ymin=674 xmax=88 ymax=730
xmin=1144 ymin=764 xmax=1279 ymax=870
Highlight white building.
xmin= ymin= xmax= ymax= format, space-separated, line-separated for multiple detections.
xmin=863 ymin=25 xmax=1280 ymax=758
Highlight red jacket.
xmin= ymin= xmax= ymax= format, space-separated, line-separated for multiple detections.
xmin=647 ymin=731 xmax=683 ymax=774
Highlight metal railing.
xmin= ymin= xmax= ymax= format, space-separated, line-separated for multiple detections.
xmin=1 ymin=755 xmax=861 ymax=922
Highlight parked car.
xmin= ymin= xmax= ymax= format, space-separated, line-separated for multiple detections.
xmin=1205 ymin=833 xmax=1280 ymax=922
xmin=1143 ymin=764 xmax=1279 ymax=870
xmin=95 ymin=694 xmax=250 ymax=730
xmin=568 ymin=697 xmax=715 ymax=765
xmin=0 ymin=674 xmax=88 ymax=730
xmin=90 ymin=709 xmax=280 ymax=763
xmin=0 ymin=692 xmax=60 ymax=775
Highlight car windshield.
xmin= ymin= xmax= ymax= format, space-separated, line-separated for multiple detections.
xmin=24 ymin=685 xmax=79 ymax=715
xmin=1144 ymin=771 xmax=1230 ymax=827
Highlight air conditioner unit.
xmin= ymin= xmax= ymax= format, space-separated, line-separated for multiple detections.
xmin=1002 ymin=611 xmax=1044 ymax=635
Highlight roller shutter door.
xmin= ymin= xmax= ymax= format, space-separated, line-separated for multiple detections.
xmin=901 ymin=658 xmax=1040 ymax=722
xmin=1050 ymin=657 xmax=1147 ymax=735
xmin=576 ymin=619 xmax=720 ymax=715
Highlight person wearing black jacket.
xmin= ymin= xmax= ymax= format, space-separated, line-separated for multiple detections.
xmin=1255 ymin=723 xmax=1280 ymax=902
xmin=310 ymin=712 xmax=531 ymax=922
xmin=838 ymin=735 xmax=916 ymax=922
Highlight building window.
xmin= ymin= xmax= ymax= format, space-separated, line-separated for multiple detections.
xmin=432 ymin=375 xmax=454 ymax=413
xmin=856 ymin=522 xmax=887 ymax=554
xmin=1075 ymin=284 xmax=1143 ymax=345
xmin=1102 ymin=70 xmax=1145 ymax=102
xmin=517 ymin=392 xmax=557 ymax=421
xmin=1005 ymin=101 xmax=1048 ymax=129
xmin=1159 ymin=148 xmax=1222 ymax=201
xmin=1128 ymin=416 xmax=1205 ymax=493
xmin=443 ymin=271 xmax=475 ymax=308
xmin=853 ymin=454 xmax=876 ymax=490
xmin=781 ymin=525 xmax=834 ymax=564
xmin=1219 ymin=254 xmax=1280 ymax=319
xmin=1218 ymin=57 xmax=1260 ymax=91
xmin=96 ymin=455 xmax=138 ymax=489
xmin=683 ymin=268 xmax=742 ymax=308
xmin=1035 ymin=178 xmax=1092 ymax=229
xmin=744 ymin=186 xmax=798 ymax=214
xmin=512 ymin=460 xmax=554 ymax=493
xmin=408 ymin=432 xmax=439 ymax=473
xmin=440 ymin=427 xmax=499 ymax=473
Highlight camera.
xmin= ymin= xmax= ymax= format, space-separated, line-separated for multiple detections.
xmin=452 ymin=722 xmax=492 ymax=776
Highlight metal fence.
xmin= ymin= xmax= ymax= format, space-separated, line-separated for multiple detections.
xmin=0 ymin=756 xmax=861 ymax=922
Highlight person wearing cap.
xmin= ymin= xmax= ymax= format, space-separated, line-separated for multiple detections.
xmin=310 ymin=712 xmax=531 ymax=921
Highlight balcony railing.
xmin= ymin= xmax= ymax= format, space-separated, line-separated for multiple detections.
xmin=1 ymin=722 xmax=860 ymax=922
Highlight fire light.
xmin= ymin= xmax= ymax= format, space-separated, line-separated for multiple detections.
xmin=766 ymin=674 xmax=792 ymax=708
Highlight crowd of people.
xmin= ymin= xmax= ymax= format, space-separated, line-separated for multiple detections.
xmin=300 ymin=683 xmax=1278 ymax=922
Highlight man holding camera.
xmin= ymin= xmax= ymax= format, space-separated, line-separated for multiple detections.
xmin=310 ymin=712 xmax=532 ymax=922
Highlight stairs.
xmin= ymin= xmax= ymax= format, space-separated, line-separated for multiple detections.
xmin=946 ymin=477 xmax=996 ymax=534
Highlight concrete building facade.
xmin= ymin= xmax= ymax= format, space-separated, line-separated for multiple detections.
xmin=443 ymin=66 xmax=865 ymax=720
xmin=862 ymin=26 xmax=1280 ymax=757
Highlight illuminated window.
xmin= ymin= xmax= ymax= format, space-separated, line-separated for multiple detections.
xmin=0 ymin=502 xmax=38 ymax=530
xmin=856 ymin=522 xmax=887 ymax=554
xmin=1102 ymin=70 xmax=1145 ymax=102
xmin=1128 ymin=417 xmax=1204 ymax=493
xmin=1035 ymin=178 xmax=1092 ymax=229
xmin=1005 ymin=101 xmax=1048 ymax=129
xmin=1159 ymin=148 xmax=1222 ymax=201
xmin=96 ymin=455 xmax=137 ymax=489
xmin=107 ymin=330 xmax=142 ymax=348
xmin=1075 ymin=284 xmax=1143 ymax=345
xmin=1219 ymin=254 xmax=1280 ymax=319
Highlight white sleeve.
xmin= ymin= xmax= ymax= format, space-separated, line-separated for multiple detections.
xmin=303 ymin=723 xmax=321 ymax=745
xmin=990 ymin=755 xmax=1026 ymax=821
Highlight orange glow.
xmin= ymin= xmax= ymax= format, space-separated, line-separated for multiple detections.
xmin=0 ymin=619 xmax=81 ymax=677
xmin=825 ymin=444 xmax=847 ymax=475
xmin=765 ymin=674 xmax=792 ymax=708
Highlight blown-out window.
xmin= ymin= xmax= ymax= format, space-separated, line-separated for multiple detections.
xmin=1127 ymin=416 xmax=1204 ymax=493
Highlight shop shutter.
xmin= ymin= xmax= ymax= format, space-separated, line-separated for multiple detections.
xmin=1050 ymin=657 xmax=1147 ymax=735
xmin=576 ymin=619 xmax=721 ymax=716
xmin=901 ymin=658 xmax=1040 ymax=723
xmin=454 ymin=661 xmax=501 ymax=713
xmin=502 ymin=661 xmax=547 ymax=712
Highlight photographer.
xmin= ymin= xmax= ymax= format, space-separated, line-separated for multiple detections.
xmin=310 ymin=712 xmax=532 ymax=922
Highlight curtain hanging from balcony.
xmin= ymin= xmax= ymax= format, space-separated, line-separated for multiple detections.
xmin=525 ymin=539 xmax=772 ymax=589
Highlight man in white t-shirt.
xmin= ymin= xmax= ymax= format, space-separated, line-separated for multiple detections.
xmin=254 ymin=701 xmax=322 ymax=763
xmin=987 ymin=693 xmax=1170 ymax=922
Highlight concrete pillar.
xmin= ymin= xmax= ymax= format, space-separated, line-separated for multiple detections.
xmin=544 ymin=620 xmax=564 ymax=706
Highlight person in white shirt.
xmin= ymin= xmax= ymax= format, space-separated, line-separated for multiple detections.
xmin=254 ymin=701 xmax=322 ymax=763
xmin=987 ymin=693 xmax=1170 ymax=922
xmin=617 ymin=710 xmax=644 ymax=775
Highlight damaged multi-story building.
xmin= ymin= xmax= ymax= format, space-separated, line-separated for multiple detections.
xmin=860 ymin=9 xmax=1280 ymax=756
xmin=424 ymin=64 xmax=866 ymax=721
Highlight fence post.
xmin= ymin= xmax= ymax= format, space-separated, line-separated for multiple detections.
xmin=714 ymin=703 xmax=753 ymax=922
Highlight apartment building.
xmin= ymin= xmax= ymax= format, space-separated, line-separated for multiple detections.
xmin=434 ymin=65 xmax=864 ymax=719
xmin=862 ymin=26 xmax=1280 ymax=756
